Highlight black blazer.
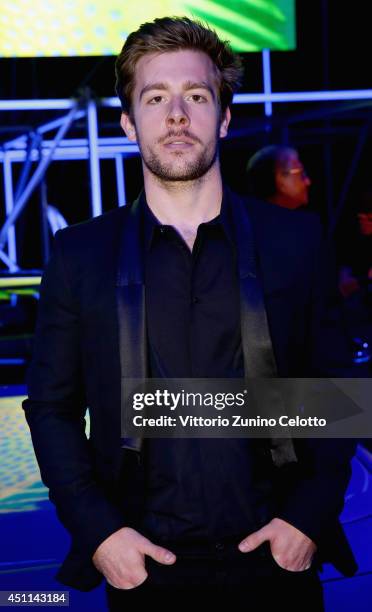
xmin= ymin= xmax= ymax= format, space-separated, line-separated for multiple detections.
xmin=23 ymin=187 xmax=357 ymax=591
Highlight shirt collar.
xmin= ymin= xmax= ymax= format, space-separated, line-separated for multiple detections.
xmin=142 ymin=186 xmax=235 ymax=251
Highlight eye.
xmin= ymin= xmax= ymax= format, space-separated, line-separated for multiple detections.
xmin=189 ymin=94 xmax=206 ymax=103
xmin=148 ymin=95 xmax=163 ymax=104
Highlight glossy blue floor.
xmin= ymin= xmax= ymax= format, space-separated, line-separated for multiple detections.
xmin=0 ymin=388 xmax=371 ymax=611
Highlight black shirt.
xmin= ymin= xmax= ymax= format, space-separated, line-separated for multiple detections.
xmin=141 ymin=191 xmax=273 ymax=542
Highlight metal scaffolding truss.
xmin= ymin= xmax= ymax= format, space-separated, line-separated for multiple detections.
xmin=1 ymin=50 xmax=372 ymax=272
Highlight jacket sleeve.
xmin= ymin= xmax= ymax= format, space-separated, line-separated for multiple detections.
xmin=276 ymin=218 xmax=357 ymax=544
xmin=275 ymin=438 xmax=356 ymax=544
xmin=22 ymin=230 xmax=125 ymax=560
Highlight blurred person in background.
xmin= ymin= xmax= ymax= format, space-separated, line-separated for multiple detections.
xmin=337 ymin=189 xmax=372 ymax=368
xmin=246 ymin=145 xmax=311 ymax=210
xmin=338 ymin=189 xmax=372 ymax=299
xmin=246 ymin=144 xmax=362 ymax=375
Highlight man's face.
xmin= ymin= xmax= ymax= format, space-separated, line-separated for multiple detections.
xmin=274 ymin=150 xmax=311 ymax=209
xmin=120 ymin=49 xmax=230 ymax=182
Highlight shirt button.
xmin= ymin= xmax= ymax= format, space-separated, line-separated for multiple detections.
xmin=215 ymin=542 xmax=225 ymax=552
xmin=192 ymin=296 xmax=199 ymax=304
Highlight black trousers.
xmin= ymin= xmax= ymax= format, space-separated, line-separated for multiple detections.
xmin=105 ymin=538 xmax=324 ymax=610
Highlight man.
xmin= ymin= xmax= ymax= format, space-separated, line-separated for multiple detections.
xmin=337 ymin=190 xmax=372 ymax=369
xmin=338 ymin=190 xmax=372 ymax=298
xmin=23 ymin=17 xmax=357 ymax=609
xmin=246 ymin=145 xmax=312 ymax=209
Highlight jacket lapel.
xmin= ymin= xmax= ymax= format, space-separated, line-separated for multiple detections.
xmin=116 ymin=194 xmax=147 ymax=454
xmin=229 ymin=190 xmax=298 ymax=467
xmin=230 ymin=192 xmax=278 ymax=378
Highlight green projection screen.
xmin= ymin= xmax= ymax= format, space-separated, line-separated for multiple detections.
xmin=0 ymin=0 xmax=295 ymax=57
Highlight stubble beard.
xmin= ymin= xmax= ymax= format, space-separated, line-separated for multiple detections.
xmin=139 ymin=131 xmax=220 ymax=183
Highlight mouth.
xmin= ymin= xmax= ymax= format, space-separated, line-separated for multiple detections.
xmin=164 ymin=142 xmax=194 ymax=150
xmin=162 ymin=136 xmax=196 ymax=149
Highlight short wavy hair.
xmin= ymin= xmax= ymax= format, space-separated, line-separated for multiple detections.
xmin=115 ymin=16 xmax=243 ymax=115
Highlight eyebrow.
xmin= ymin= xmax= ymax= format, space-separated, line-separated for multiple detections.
xmin=139 ymin=80 xmax=215 ymax=101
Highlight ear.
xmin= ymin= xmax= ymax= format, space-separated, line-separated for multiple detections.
xmin=219 ymin=107 xmax=231 ymax=138
xmin=120 ymin=112 xmax=137 ymax=142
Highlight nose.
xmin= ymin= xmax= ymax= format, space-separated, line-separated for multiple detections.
xmin=166 ymin=97 xmax=190 ymax=129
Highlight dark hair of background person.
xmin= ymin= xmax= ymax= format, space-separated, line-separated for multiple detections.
xmin=245 ymin=144 xmax=295 ymax=199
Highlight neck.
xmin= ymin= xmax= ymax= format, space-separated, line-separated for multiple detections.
xmin=143 ymin=163 xmax=223 ymax=232
xmin=268 ymin=195 xmax=302 ymax=210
